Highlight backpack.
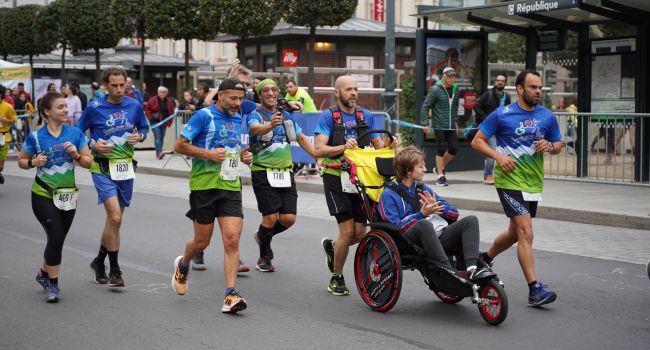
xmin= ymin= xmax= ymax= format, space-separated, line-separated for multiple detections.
xmin=327 ymin=104 xmax=369 ymax=153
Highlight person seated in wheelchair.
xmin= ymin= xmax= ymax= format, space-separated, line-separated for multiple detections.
xmin=378 ymin=146 xmax=484 ymax=280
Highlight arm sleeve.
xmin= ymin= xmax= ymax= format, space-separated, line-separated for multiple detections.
xmin=547 ymin=113 xmax=562 ymax=142
xmin=241 ymin=99 xmax=256 ymax=115
xmin=419 ymin=86 xmax=437 ymax=126
xmin=378 ymin=191 xmax=425 ymax=230
xmin=434 ymin=193 xmax=460 ymax=221
xmin=22 ymin=132 xmax=36 ymax=155
xmin=135 ymin=106 xmax=150 ymax=140
xmin=478 ymin=111 xmax=499 ymax=138
xmin=314 ymin=110 xmax=332 ymax=136
xmin=247 ymin=111 xmax=262 ymax=128
xmin=76 ymin=129 xmax=90 ymax=150
xmin=180 ymin=113 xmax=203 ymax=142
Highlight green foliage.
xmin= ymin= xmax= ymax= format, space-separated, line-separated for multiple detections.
xmin=2 ymin=5 xmax=58 ymax=58
xmin=211 ymin=0 xmax=281 ymax=41
xmin=0 ymin=8 xmax=9 ymax=58
xmin=63 ymin=0 xmax=121 ymax=52
xmin=489 ymin=32 xmax=525 ymax=63
xmin=38 ymin=0 xmax=66 ymax=46
xmin=110 ymin=0 xmax=147 ymax=39
xmin=398 ymin=72 xmax=416 ymax=146
xmin=145 ymin=0 xmax=213 ymax=41
xmin=283 ymin=0 xmax=357 ymax=28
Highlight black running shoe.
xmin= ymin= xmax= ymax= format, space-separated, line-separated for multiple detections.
xmin=0 ymin=173 xmax=4 ymax=185
xmin=254 ymin=230 xmax=274 ymax=260
xmin=255 ymin=257 xmax=275 ymax=272
xmin=35 ymin=270 xmax=49 ymax=290
xmin=321 ymin=237 xmax=335 ymax=273
xmin=328 ymin=274 xmax=349 ymax=296
xmin=108 ymin=268 xmax=125 ymax=287
xmin=90 ymin=259 xmax=108 ymax=284
xmin=191 ymin=251 xmax=207 ymax=271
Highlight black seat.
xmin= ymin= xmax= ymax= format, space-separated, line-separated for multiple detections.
xmin=375 ymin=157 xmax=395 ymax=177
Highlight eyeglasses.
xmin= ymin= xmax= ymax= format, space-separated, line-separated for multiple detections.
xmin=495 ymin=79 xmax=506 ymax=82
xmin=261 ymin=87 xmax=278 ymax=93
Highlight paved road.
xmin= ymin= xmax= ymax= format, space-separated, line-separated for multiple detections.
xmin=1 ymin=173 xmax=649 ymax=350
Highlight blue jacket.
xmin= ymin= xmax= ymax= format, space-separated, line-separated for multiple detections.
xmin=378 ymin=181 xmax=460 ymax=232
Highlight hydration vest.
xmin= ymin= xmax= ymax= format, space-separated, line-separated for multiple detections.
xmin=327 ymin=104 xmax=369 ymax=151
xmin=249 ymin=106 xmax=288 ymax=154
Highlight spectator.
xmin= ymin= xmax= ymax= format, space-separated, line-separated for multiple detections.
xmin=144 ymin=86 xmax=175 ymax=159
xmin=17 ymin=82 xmax=30 ymax=102
xmin=142 ymin=81 xmax=151 ymax=103
xmin=2 ymin=85 xmax=14 ymax=108
xmin=252 ymin=76 xmax=265 ymax=103
xmin=13 ymin=88 xmax=27 ymax=111
xmin=285 ymin=78 xmax=317 ymax=113
xmin=125 ymin=77 xmax=143 ymax=105
xmin=225 ymin=63 xmax=253 ymax=101
xmin=178 ymin=90 xmax=196 ymax=112
xmin=90 ymin=82 xmax=106 ymax=103
xmin=473 ymin=74 xmax=511 ymax=184
xmin=70 ymin=83 xmax=88 ymax=110
xmin=61 ymin=84 xmax=82 ymax=123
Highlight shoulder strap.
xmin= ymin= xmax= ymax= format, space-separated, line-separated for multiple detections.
xmin=354 ymin=106 xmax=364 ymax=122
xmin=255 ymin=106 xmax=270 ymax=122
xmin=386 ymin=181 xmax=421 ymax=214
xmin=329 ymin=104 xmax=343 ymax=125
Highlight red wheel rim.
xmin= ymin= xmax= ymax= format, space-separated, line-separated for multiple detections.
xmin=479 ymin=284 xmax=502 ymax=321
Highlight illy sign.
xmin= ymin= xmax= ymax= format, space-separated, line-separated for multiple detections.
xmin=508 ymin=0 xmax=578 ymax=15
xmin=281 ymin=49 xmax=299 ymax=67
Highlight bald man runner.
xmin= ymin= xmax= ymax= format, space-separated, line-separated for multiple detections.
xmin=316 ymin=76 xmax=398 ymax=295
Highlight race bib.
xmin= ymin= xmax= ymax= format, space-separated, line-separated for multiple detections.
xmin=109 ymin=158 xmax=135 ymax=181
xmin=267 ymin=169 xmax=291 ymax=188
xmin=220 ymin=153 xmax=240 ymax=181
xmin=52 ymin=188 xmax=79 ymax=211
xmin=522 ymin=191 xmax=542 ymax=202
xmin=341 ymin=171 xmax=357 ymax=194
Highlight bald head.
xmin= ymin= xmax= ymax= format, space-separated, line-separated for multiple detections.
xmin=334 ymin=75 xmax=356 ymax=89
xmin=334 ymin=75 xmax=358 ymax=110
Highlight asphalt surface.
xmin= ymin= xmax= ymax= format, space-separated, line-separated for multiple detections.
xmin=1 ymin=175 xmax=649 ymax=350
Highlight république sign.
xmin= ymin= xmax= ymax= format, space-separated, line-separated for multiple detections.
xmin=507 ymin=0 xmax=579 ymax=15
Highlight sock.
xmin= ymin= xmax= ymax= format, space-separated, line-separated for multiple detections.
xmin=108 ymin=250 xmax=119 ymax=270
xmin=49 ymin=278 xmax=58 ymax=286
xmin=225 ymin=287 xmax=235 ymax=297
xmin=96 ymin=245 xmax=108 ymax=262
xmin=481 ymin=252 xmax=493 ymax=264
xmin=258 ymin=225 xmax=274 ymax=257
xmin=178 ymin=259 xmax=189 ymax=273
xmin=40 ymin=269 xmax=49 ymax=277
xmin=272 ymin=222 xmax=289 ymax=236
xmin=528 ymin=280 xmax=538 ymax=290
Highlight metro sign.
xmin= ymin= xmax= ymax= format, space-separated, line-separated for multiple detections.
xmin=281 ymin=49 xmax=299 ymax=67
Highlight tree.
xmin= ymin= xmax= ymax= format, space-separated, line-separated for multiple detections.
xmin=205 ymin=0 xmax=281 ymax=63
xmin=110 ymin=0 xmax=151 ymax=89
xmin=0 ymin=8 xmax=9 ymax=61
xmin=284 ymin=0 xmax=358 ymax=95
xmin=145 ymin=0 xmax=215 ymax=90
xmin=63 ymin=0 xmax=122 ymax=81
xmin=39 ymin=0 xmax=70 ymax=83
xmin=2 ymin=5 xmax=58 ymax=97
xmin=489 ymin=32 xmax=525 ymax=63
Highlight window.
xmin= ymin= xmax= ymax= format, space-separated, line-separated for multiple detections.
xmin=220 ymin=43 xmax=228 ymax=58
xmin=204 ymin=42 xmax=210 ymax=59
xmin=261 ymin=43 xmax=277 ymax=54
xmin=245 ymin=45 xmax=256 ymax=56
xmin=396 ymin=45 xmax=412 ymax=55
xmin=306 ymin=42 xmax=336 ymax=52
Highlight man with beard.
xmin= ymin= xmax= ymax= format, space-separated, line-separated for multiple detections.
xmin=316 ymin=75 xmax=397 ymax=296
xmin=471 ymin=70 xmax=561 ymax=307
xmin=473 ymin=74 xmax=511 ymax=184
xmin=170 ymin=79 xmax=253 ymax=314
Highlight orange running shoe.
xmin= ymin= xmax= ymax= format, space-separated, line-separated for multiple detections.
xmin=171 ymin=256 xmax=189 ymax=295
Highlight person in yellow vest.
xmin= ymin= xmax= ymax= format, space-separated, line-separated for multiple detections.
xmin=285 ymin=78 xmax=318 ymax=113
xmin=0 ymin=85 xmax=18 ymax=185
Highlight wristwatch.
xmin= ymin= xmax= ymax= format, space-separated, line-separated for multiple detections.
xmin=27 ymin=158 xmax=34 ymax=168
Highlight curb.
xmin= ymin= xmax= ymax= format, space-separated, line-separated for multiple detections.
xmin=136 ymin=165 xmax=650 ymax=231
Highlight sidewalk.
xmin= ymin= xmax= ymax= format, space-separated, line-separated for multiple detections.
xmin=133 ymin=150 xmax=650 ymax=231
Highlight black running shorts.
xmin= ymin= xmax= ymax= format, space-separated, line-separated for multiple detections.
xmin=251 ymin=170 xmax=298 ymax=216
xmin=496 ymin=188 xmax=538 ymax=218
xmin=322 ymin=173 xmax=366 ymax=224
xmin=186 ymin=189 xmax=243 ymax=224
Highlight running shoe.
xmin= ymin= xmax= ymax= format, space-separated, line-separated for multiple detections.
xmin=171 ymin=256 xmax=189 ymax=295
xmin=238 ymin=260 xmax=250 ymax=273
xmin=255 ymin=257 xmax=275 ymax=272
xmin=436 ymin=176 xmax=448 ymax=187
xmin=46 ymin=284 xmax=60 ymax=303
xmin=108 ymin=268 xmax=125 ymax=287
xmin=90 ymin=258 xmax=108 ymax=284
xmin=328 ymin=274 xmax=349 ymax=296
xmin=0 ymin=173 xmax=4 ymax=185
xmin=321 ymin=237 xmax=335 ymax=273
xmin=222 ymin=289 xmax=247 ymax=314
xmin=35 ymin=270 xmax=49 ymax=290
xmin=254 ymin=230 xmax=273 ymax=259
xmin=528 ymin=282 xmax=557 ymax=307
xmin=191 ymin=251 xmax=207 ymax=271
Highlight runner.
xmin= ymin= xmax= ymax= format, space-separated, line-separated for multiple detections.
xmin=17 ymin=92 xmax=93 ymax=302
xmin=247 ymin=78 xmax=319 ymax=272
xmin=471 ymin=69 xmax=562 ymax=307
xmin=316 ymin=75 xmax=397 ymax=295
xmin=171 ymin=79 xmax=252 ymax=314
xmin=77 ymin=67 xmax=150 ymax=288
xmin=0 ymin=84 xmax=18 ymax=185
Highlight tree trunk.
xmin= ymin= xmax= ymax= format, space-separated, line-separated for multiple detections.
xmin=94 ymin=47 xmax=101 ymax=82
xmin=140 ymin=36 xmax=145 ymax=90
xmin=60 ymin=43 xmax=66 ymax=84
xmin=184 ymin=39 xmax=190 ymax=91
xmin=29 ymin=55 xmax=35 ymax=100
xmin=308 ymin=26 xmax=315 ymax=96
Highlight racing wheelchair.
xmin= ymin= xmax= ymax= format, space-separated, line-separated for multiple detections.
xmin=329 ymin=130 xmax=508 ymax=326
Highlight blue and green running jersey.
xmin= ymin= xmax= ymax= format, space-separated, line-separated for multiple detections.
xmin=247 ymin=108 xmax=303 ymax=171
xmin=181 ymin=105 xmax=244 ymax=192
xmin=314 ymin=107 xmax=380 ymax=176
xmin=479 ymin=102 xmax=561 ymax=193
xmin=22 ymin=125 xmax=89 ymax=199
xmin=76 ymin=95 xmax=150 ymax=174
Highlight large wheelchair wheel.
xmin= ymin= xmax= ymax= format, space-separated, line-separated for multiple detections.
xmin=354 ymin=230 xmax=402 ymax=313
xmin=477 ymin=279 xmax=508 ymax=326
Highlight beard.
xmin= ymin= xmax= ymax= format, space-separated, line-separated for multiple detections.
xmin=340 ymin=95 xmax=356 ymax=108
xmin=495 ymin=85 xmax=505 ymax=91
xmin=522 ymin=93 xmax=540 ymax=108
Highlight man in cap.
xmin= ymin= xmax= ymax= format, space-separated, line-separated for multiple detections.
xmin=420 ymin=67 xmax=461 ymax=186
xmin=171 ymin=79 xmax=253 ymax=314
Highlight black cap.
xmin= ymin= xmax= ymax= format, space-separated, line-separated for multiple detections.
xmin=218 ymin=79 xmax=246 ymax=92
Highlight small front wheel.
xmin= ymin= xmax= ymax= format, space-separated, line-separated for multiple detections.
xmin=477 ymin=279 xmax=508 ymax=326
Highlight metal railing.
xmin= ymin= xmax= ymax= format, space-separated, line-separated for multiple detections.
xmin=548 ymin=112 xmax=649 ymax=185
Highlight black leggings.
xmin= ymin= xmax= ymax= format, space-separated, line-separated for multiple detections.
xmin=434 ymin=129 xmax=459 ymax=156
xmin=403 ymin=215 xmax=480 ymax=268
xmin=32 ymin=192 xmax=76 ymax=266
